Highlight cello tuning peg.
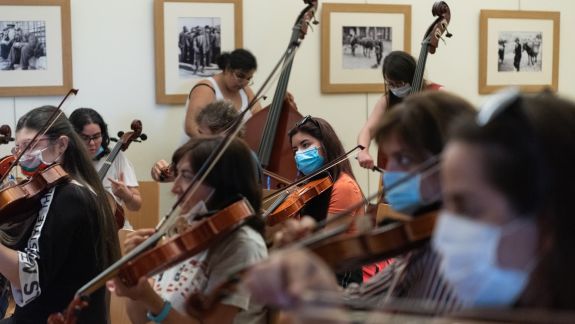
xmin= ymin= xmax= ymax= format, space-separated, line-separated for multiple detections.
xmin=445 ymin=28 xmax=453 ymax=38
xmin=117 ymin=131 xmax=124 ymax=137
xmin=110 ymin=137 xmax=119 ymax=142
xmin=139 ymin=134 xmax=148 ymax=141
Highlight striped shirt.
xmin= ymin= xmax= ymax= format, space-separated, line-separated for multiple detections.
xmin=343 ymin=242 xmax=463 ymax=314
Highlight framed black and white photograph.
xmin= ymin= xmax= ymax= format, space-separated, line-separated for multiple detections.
xmin=0 ymin=0 xmax=72 ymax=97
xmin=321 ymin=3 xmax=411 ymax=93
xmin=154 ymin=0 xmax=242 ymax=104
xmin=479 ymin=10 xmax=560 ymax=94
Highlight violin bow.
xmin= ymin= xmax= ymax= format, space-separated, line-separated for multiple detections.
xmin=0 ymin=89 xmax=78 ymax=183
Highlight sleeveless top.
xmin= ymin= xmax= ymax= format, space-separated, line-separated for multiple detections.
xmin=182 ymin=77 xmax=252 ymax=143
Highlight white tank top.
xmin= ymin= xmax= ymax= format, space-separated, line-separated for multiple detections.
xmin=181 ymin=77 xmax=252 ymax=143
xmin=206 ymin=77 xmax=251 ymax=119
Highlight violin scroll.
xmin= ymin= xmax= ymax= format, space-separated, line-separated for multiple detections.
xmin=425 ymin=1 xmax=452 ymax=54
xmin=0 ymin=125 xmax=15 ymax=145
xmin=113 ymin=119 xmax=147 ymax=151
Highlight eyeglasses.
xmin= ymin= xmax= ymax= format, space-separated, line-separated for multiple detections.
xmin=295 ymin=115 xmax=323 ymax=138
xmin=232 ymin=71 xmax=254 ymax=86
xmin=11 ymin=137 xmax=53 ymax=156
xmin=79 ymin=133 xmax=102 ymax=144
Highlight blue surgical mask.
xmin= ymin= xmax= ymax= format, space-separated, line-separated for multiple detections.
xmin=294 ymin=146 xmax=325 ymax=175
xmin=432 ymin=211 xmax=531 ymax=307
xmin=96 ymin=146 xmax=104 ymax=156
xmin=390 ymin=84 xmax=412 ymax=98
xmin=382 ymin=171 xmax=423 ymax=213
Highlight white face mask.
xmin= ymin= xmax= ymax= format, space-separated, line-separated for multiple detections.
xmin=432 ymin=211 xmax=531 ymax=307
xmin=390 ymin=84 xmax=412 ymax=98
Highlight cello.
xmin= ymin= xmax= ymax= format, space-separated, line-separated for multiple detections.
xmin=376 ymin=1 xmax=452 ymax=169
xmin=244 ymin=0 xmax=317 ymax=189
xmin=98 ymin=120 xmax=147 ymax=228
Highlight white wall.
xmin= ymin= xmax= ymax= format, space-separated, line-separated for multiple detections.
xmin=1 ymin=0 xmax=574 ymax=212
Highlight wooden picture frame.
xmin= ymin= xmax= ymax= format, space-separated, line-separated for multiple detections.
xmin=479 ymin=10 xmax=560 ymax=94
xmin=154 ymin=0 xmax=242 ymax=104
xmin=0 ymin=0 xmax=72 ymax=97
xmin=321 ymin=3 xmax=411 ymax=93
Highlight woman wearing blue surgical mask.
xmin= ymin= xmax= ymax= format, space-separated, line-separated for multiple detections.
xmin=435 ymin=92 xmax=575 ymax=310
xmin=357 ymin=51 xmax=443 ymax=171
xmin=288 ymin=116 xmax=364 ymax=232
xmin=69 ymin=108 xmax=142 ymax=228
xmin=286 ymin=115 xmax=365 ymax=287
xmin=243 ymin=92 xmax=476 ymax=318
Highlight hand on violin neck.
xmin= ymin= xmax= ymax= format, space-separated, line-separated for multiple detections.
xmin=243 ymin=249 xmax=337 ymax=309
xmin=123 ymin=228 xmax=155 ymax=254
xmin=273 ymin=217 xmax=316 ymax=248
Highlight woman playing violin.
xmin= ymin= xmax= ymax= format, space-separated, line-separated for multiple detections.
xmin=184 ymin=49 xmax=262 ymax=137
xmin=109 ymin=136 xmax=268 ymax=324
xmin=283 ymin=115 xmax=365 ymax=286
xmin=356 ymin=51 xmax=443 ymax=170
xmin=69 ymin=108 xmax=142 ymax=222
xmin=243 ymin=92 xmax=475 ymax=317
xmin=0 ymin=106 xmax=120 ymax=323
xmin=435 ymin=91 xmax=575 ymax=310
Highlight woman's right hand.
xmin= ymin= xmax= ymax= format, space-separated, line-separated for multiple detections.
xmin=243 ymin=249 xmax=338 ymax=309
xmin=357 ymin=149 xmax=375 ymax=170
xmin=273 ymin=217 xmax=316 ymax=248
xmin=151 ymin=159 xmax=173 ymax=182
xmin=123 ymin=228 xmax=155 ymax=254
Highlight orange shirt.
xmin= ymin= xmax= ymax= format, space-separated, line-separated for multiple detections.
xmin=327 ymin=172 xmax=364 ymax=234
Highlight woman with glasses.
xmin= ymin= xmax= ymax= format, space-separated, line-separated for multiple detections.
xmin=243 ymin=92 xmax=476 ymax=319
xmin=184 ymin=48 xmax=262 ymax=137
xmin=69 ymin=108 xmax=142 ymax=221
xmin=356 ymin=51 xmax=442 ymax=170
xmin=0 ymin=106 xmax=120 ymax=323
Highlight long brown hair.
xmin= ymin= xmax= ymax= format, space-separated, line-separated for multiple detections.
xmin=16 ymin=106 xmax=120 ymax=269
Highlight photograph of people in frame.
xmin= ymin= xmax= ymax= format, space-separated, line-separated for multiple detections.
xmin=0 ymin=21 xmax=47 ymax=71
xmin=497 ymin=31 xmax=542 ymax=72
xmin=178 ymin=17 xmax=221 ymax=79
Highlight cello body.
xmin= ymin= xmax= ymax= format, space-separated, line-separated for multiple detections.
xmin=244 ymin=95 xmax=302 ymax=189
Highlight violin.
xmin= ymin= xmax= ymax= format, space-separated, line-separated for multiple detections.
xmin=47 ymin=198 xmax=255 ymax=324
xmin=0 ymin=164 xmax=70 ymax=223
xmin=99 ymin=120 xmax=147 ymax=228
xmin=0 ymin=90 xmax=77 ymax=223
xmin=118 ymin=197 xmax=255 ymax=286
xmin=265 ymin=175 xmax=333 ymax=226
xmin=0 ymin=125 xmax=15 ymax=178
xmin=310 ymin=210 xmax=437 ymax=273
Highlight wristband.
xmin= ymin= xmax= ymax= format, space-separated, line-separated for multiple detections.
xmin=146 ymin=300 xmax=172 ymax=323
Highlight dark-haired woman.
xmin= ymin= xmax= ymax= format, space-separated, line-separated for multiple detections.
xmin=184 ymin=48 xmax=262 ymax=137
xmin=357 ymin=50 xmax=442 ymax=170
xmin=435 ymin=91 xmax=575 ymax=310
xmin=0 ymin=106 xmax=120 ymax=323
xmin=69 ymin=108 xmax=142 ymax=226
xmin=109 ymin=137 xmax=268 ymax=324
